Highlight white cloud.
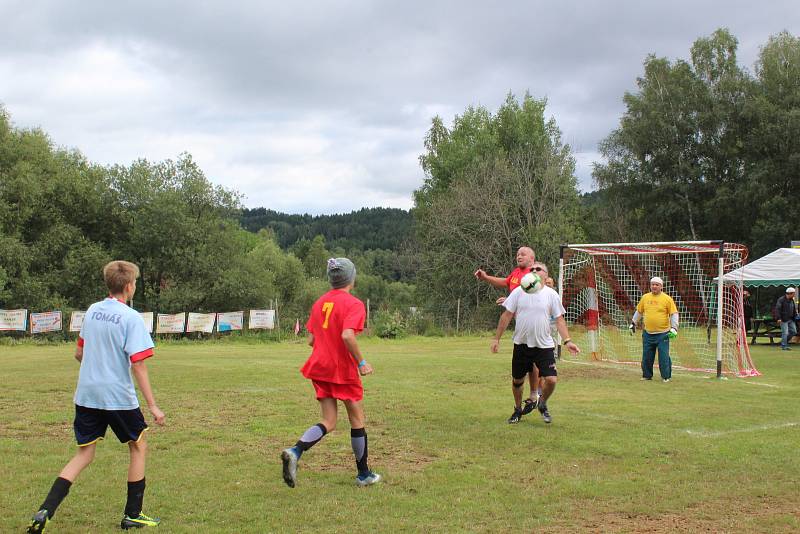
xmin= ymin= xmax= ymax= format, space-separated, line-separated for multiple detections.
xmin=1 ymin=0 xmax=797 ymax=214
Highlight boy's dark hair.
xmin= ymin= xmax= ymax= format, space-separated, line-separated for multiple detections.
xmin=103 ymin=261 xmax=140 ymax=295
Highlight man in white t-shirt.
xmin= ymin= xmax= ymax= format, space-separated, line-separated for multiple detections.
xmin=491 ymin=281 xmax=580 ymax=424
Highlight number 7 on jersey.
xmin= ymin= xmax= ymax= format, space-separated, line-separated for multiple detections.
xmin=321 ymin=302 xmax=335 ymax=329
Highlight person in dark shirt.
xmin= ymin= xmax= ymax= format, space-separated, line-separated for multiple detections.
xmin=774 ymin=287 xmax=797 ymax=351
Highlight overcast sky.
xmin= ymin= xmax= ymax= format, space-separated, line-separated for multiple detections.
xmin=1 ymin=1 xmax=796 ymax=214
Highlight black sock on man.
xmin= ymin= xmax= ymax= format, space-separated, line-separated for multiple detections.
xmin=294 ymin=423 xmax=328 ymax=458
xmin=40 ymin=477 xmax=72 ymax=518
xmin=351 ymin=427 xmax=369 ymax=475
xmin=124 ymin=478 xmax=146 ymax=518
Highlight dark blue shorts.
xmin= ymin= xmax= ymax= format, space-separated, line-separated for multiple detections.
xmin=73 ymin=405 xmax=148 ymax=446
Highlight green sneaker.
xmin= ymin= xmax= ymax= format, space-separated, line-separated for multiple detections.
xmin=120 ymin=513 xmax=160 ymax=529
xmin=27 ymin=509 xmax=49 ymax=533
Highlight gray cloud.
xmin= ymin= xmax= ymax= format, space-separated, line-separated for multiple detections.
xmin=1 ymin=0 xmax=796 ymax=213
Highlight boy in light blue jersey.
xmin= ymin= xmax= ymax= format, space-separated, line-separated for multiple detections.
xmin=27 ymin=261 xmax=166 ymax=533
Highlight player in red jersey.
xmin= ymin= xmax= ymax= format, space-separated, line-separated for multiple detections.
xmin=281 ymin=258 xmax=381 ymax=488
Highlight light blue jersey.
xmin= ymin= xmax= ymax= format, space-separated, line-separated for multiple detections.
xmin=75 ymin=298 xmax=154 ymax=410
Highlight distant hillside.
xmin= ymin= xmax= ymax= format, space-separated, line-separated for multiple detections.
xmin=240 ymin=207 xmax=413 ymax=251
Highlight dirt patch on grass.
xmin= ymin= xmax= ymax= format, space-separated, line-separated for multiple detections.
xmin=0 ymin=421 xmax=72 ymax=441
xmin=372 ymin=438 xmax=435 ymax=473
xmin=548 ymin=496 xmax=800 ymax=533
xmin=559 ymin=361 xmax=634 ymax=381
xmin=301 ymin=440 xmax=435 ymax=475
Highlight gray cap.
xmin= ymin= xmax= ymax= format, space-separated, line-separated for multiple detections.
xmin=327 ymin=258 xmax=356 ymax=289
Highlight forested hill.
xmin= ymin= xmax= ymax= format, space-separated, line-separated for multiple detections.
xmin=240 ymin=207 xmax=413 ymax=251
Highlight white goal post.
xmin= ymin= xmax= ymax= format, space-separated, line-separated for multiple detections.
xmin=558 ymin=241 xmax=759 ymax=378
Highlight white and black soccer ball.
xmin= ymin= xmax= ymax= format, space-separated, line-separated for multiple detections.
xmin=519 ymin=272 xmax=543 ymax=294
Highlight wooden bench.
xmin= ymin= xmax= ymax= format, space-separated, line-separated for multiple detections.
xmin=747 ymin=318 xmax=782 ymax=345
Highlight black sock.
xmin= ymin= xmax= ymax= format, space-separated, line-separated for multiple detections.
xmin=124 ymin=478 xmax=146 ymax=518
xmin=40 ymin=477 xmax=72 ymax=518
xmin=351 ymin=428 xmax=369 ymax=475
xmin=294 ymin=423 xmax=328 ymax=457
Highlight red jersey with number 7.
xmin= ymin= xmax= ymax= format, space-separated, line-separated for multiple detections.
xmin=301 ymin=289 xmax=366 ymax=385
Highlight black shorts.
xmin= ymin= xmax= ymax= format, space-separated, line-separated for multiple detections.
xmin=73 ymin=405 xmax=148 ymax=446
xmin=512 ymin=344 xmax=558 ymax=379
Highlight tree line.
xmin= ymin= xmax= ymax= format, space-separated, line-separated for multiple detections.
xmin=412 ymin=28 xmax=799 ymax=329
xmin=0 ymin=114 xmax=414 ymax=326
xmin=241 ymin=207 xmax=412 ymax=252
xmin=1 ymin=28 xmax=797 ymax=334
xmin=589 ymin=29 xmax=799 ymax=259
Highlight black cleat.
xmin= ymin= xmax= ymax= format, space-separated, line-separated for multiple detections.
xmin=521 ymin=397 xmax=538 ymax=415
xmin=507 ymin=407 xmax=523 ymax=424
xmin=27 ymin=510 xmax=49 ymax=533
xmin=281 ymin=448 xmax=299 ymax=488
xmin=120 ymin=512 xmax=160 ymax=529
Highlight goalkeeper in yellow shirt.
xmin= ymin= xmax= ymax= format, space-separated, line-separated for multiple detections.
xmin=629 ymin=276 xmax=679 ymax=382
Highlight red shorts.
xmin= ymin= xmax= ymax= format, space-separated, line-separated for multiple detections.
xmin=311 ymin=380 xmax=363 ymax=402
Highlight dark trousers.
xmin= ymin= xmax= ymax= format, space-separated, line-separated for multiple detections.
xmin=642 ymin=331 xmax=671 ymax=380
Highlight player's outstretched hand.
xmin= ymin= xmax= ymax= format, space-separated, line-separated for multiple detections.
xmin=358 ymin=361 xmax=374 ymax=376
xmin=149 ymin=405 xmax=166 ymax=426
xmin=495 ymin=296 xmax=506 ymax=305
xmin=490 ymin=339 xmax=500 ymax=353
xmin=474 ymin=269 xmax=486 ymax=280
xmin=566 ymin=341 xmax=580 ymax=356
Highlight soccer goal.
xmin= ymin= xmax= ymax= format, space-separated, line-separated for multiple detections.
xmin=558 ymin=241 xmax=759 ymax=377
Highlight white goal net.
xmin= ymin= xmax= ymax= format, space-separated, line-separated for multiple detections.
xmin=559 ymin=241 xmax=758 ymax=377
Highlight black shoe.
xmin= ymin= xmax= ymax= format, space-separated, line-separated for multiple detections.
xmin=507 ymin=407 xmax=523 ymax=424
xmin=521 ymin=397 xmax=538 ymax=415
xmin=538 ymin=403 xmax=552 ymax=424
xmin=27 ymin=510 xmax=49 ymax=533
xmin=120 ymin=512 xmax=160 ymax=529
xmin=281 ymin=447 xmax=299 ymax=488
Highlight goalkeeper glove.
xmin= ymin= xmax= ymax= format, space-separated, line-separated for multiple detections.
xmin=668 ymin=328 xmax=678 ymax=339
xmin=628 ymin=322 xmax=636 ymax=335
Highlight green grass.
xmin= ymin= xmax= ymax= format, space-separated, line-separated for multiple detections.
xmin=2 ymin=336 xmax=799 ymax=533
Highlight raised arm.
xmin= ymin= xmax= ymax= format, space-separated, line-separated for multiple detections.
xmin=474 ymin=269 xmax=509 ymax=290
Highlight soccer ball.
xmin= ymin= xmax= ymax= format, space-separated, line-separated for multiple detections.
xmin=519 ymin=272 xmax=543 ymax=294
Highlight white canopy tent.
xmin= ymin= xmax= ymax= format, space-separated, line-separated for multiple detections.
xmin=718 ymin=248 xmax=800 ymax=287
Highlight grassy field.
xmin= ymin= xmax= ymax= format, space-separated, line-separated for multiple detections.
xmin=2 ymin=335 xmax=799 ymax=533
